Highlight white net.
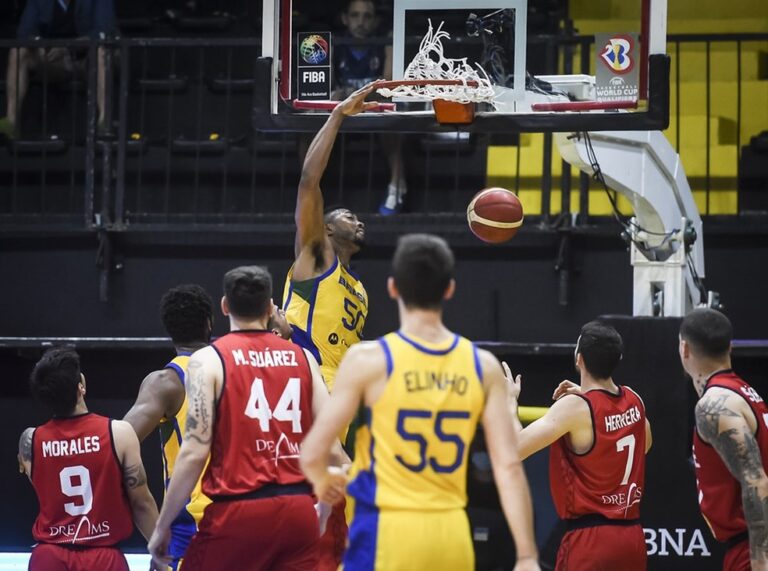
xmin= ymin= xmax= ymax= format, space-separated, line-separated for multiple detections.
xmin=377 ymin=20 xmax=497 ymax=105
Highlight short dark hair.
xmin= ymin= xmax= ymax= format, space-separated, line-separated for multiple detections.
xmin=30 ymin=348 xmax=82 ymax=416
xmin=160 ymin=284 xmax=213 ymax=345
xmin=392 ymin=233 xmax=454 ymax=309
xmin=324 ymin=206 xmax=347 ymax=225
xmin=223 ymin=266 xmax=273 ymax=319
xmin=577 ymin=321 xmax=623 ymax=379
xmin=680 ymin=308 xmax=732 ymax=359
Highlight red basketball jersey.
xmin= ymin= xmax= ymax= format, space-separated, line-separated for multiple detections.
xmin=550 ymin=386 xmax=647 ymax=520
xmin=692 ymin=370 xmax=768 ymax=542
xmin=30 ymin=413 xmax=133 ymax=546
xmin=203 ymin=331 xmax=314 ymax=498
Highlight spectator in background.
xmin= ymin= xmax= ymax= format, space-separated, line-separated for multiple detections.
xmin=333 ymin=0 xmax=407 ymax=215
xmin=0 ymin=0 xmax=116 ymax=139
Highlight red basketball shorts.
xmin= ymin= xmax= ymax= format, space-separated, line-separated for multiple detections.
xmin=28 ymin=543 xmax=128 ymax=571
xmin=317 ymin=499 xmax=348 ymax=571
xmin=182 ymin=494 xmax=319 ymax=571
xmin=556 ymin=523 xmax=647 ymax=571
xmin=723 ymin=537 xmax=750 ymax=571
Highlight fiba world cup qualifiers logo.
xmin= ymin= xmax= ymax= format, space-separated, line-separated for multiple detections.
xmin=599 ymin=35 xmax=635 ymax=74
xmin=300 ymin=34 xmax=329 ymax=65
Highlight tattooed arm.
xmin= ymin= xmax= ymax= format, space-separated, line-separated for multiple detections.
xmin=111 ymin=420 xmax=159 ymax=541
xmin=17 ymin=427 xmax=34 ymax=479
xmin=149 ymin=346 xmax=222 ymax=569
xmin=696 ymin=387 xmax=768 ymax=570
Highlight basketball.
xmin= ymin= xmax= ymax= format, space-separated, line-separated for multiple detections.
xmin=466 ymin=187 xmax=524 ymax=243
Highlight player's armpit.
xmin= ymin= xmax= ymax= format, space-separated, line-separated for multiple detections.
xmin=123 ymin=368 xmax=185 ymax=442
xmin=696 ymin=390 xmax=768 ymax=564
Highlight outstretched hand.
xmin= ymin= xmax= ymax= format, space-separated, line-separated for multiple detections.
xmin=502 ymin=361 xmax=522 ymax=402
xmin=552 ymin=380 xmax=581 ymax=401
xmin=335 ymin=80 xmax=384 ymax=117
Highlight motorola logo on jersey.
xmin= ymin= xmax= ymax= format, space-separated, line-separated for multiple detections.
xmin=328 ymin=333 xmax=339 ymax=345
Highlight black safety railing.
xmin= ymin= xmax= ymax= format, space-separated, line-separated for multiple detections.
xmin=535 ymin=31 xmax=768 ymax=221
xmin=1 ymin=32 xmax=766 ymax=230
xmin=0 ymin=39 xmax=98 ymax=226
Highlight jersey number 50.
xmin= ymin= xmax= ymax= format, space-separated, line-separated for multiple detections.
xmin=395 ymin=409 xmax=470 ymax=474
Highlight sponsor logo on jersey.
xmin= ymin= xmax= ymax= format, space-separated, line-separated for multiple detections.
xmin=49 ymin=516 xmax=112 ymax=543
xmin=256 ymin=432 xmax=301 ymax=466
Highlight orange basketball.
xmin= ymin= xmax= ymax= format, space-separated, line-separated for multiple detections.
xmin=466 ymin=187 xmax=524 ymax=243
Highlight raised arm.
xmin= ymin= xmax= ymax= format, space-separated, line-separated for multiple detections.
xmin=294 ymin=82 xmax=382 ymax=261
xmin=479 ymin=351 xmax=539 ymax=571
xmin=504 ymin=363 xmax=590 ymax=460
xmin=301 ymin=342 xmax=383 ymax=504
xmin=696 ymin=388 xmax=768 ymax=570
xmin=148 ymin=347 xmax=221 ymax=569
xmin=111 ymin=420 xmax=159 ymax=541
xmin=123 ymin=369 xmax=186 ymax=442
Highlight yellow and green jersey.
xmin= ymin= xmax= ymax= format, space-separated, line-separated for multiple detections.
xmin=282 ymin=257 xmax=368 ymax=391
xmin=343 ymin=330 xmax=486 ymax=570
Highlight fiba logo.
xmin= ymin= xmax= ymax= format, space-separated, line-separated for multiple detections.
xmin=300 ymin=35 xmax=329 ymax=65
xmin=600 ymin=35 xmax=635 ymax=74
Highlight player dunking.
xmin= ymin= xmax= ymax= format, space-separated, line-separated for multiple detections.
xmin=301 ymin=234 xmax=540 ymax=571
xmin=123 ymin=284 xmax=214 ymax=570
xmin=283 ymin=82 xmax=382 ymax=390
xmin=283 ymin=80 xmax=381 ymax=568
xmin=506 ymin=321 xmax=651 ymax=570
xmin=19 ymin=348 xmax=159 ymax=571
xmin=680 ymin=308 xmax=768 ymax=571
xmin=148 ymin=266 xmax=343 ymax=571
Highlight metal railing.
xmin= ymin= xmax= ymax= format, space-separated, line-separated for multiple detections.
xmin=1 ymin=32 xmax=766 ymax=229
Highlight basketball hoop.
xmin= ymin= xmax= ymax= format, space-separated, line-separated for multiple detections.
xmin=375 ymin=21 xmax=496 ymax=124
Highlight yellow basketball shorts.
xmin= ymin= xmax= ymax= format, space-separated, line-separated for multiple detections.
xmin=342 ymin=506 xmax=473 ymax=571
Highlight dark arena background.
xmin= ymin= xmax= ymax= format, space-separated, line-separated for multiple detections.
xmin=1 ymin=0 xmax=768 ymax=569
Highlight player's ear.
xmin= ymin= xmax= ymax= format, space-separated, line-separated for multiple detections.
xmin=221 ymin=296 xmax=229 ymax=317
xmin=387 ymin=276 xmax=398 ymax=300
xmin=79 ymin=373 xmax=86 ymax=395
xmin=341 ymin=11 xmax=349 ymax=28
xmin=443 ymin=279 xmax=456 ymax=301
